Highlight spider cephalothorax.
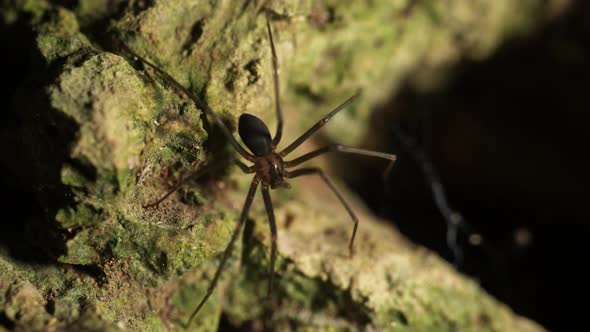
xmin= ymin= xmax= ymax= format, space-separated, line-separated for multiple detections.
xmin=120 ymin=16 xmax=396 ymax=327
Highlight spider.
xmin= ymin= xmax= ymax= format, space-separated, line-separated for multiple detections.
xmin=119 ymin=18 xmax=396 ymax=326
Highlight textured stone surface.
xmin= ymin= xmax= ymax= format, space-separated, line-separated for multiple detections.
xmin=0 ymin=0 xmax=568 ymax=331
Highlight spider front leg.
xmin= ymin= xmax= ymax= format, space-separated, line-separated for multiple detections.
xmin=285 ymin=167 xmax=359 ymax=257
xmin=266 ymin=17 xmax=283 ymax=147
xmin=280 ymin=94 xmax=359 ymax=157
xmin=184 ymin=176 xmax=260 ymax=327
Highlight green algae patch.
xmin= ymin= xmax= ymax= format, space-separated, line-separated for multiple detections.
xmin=36 ymin=7 xmax=95 ymax=65
xmin=56 ymin=203 xmax=102 ymax=229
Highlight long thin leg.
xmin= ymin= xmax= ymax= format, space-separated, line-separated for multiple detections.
xmin=235 ymin=159 xmax=254 ymax=174
xmin=285 ymin=167 xmax=358 ymax=256
xmin=261 ymin=185 xmax=278 ymax=298
xmin=143 ymin=165 xmax=211 ymax=209
xmin=266 ymin=17 xmax=283 ymax=147
xmin=184 ymin=176 xmax=261 ymax=327
xmin=280 ymin=94 xmax=360 ymax=157
xmin=284 ymin=144 xmax=396 ymax=168
xmin=143 ymin=158 xmax=248 ymax=208
xmin=116 ymin=41 xmax=255 ymax=162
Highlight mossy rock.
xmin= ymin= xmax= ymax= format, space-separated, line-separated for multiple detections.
xmin=0 ymin=0 xmax=567 ymax=331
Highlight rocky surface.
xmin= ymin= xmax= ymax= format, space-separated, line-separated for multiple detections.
xmin=0 ymin=0 xmax=568 ymax=331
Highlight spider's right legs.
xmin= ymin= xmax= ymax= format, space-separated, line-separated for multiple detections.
xmin=184 ymin=176 xmax=261 ymax=327
xmin=285 ymin=167 xmax=358 ymax=257
xmin=280 ymin=94 xmax=359 ymax=156
xmin=284 ymin=144 xmax=396 ymax=189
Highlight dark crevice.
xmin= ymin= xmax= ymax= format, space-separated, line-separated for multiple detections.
xmin=67 ymin=264 xmax=108 ymax=286
xmin=224 ymin=63 xmax=239 ymax=92
xmin=244 ymin=59 xmax=260 ymax=85
xmin=182 ymin=18 xmax=205 ymax=52
xmin=129 ymin=0 xmax=157 ymax=16
xmin=0 ymin=311 xmax=15 ymax=329
xmin=45 ymin=299 xmax=56 ymax=315
xmin=309 ymin=5 xmax=334 ymax=29
xmin=0 ymin=21 xmax=81 ymax=263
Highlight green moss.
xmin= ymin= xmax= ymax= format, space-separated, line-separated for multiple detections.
xmin=60 ymin=164 xmax=88 ymax=188
xmin=136 ymin=312 xmax=168 ymax=332
xmin=55 ymin=204 xmax=101 ymax=229
xmin=73 ymin=0 xmax=115 ymax=29
xmin=36 ymin=7 xmax=94 ymax=64
xmin=59 ymin=229 xmax=104 ymax=265
xmin=179 ymin=187 xmax=207 ymax=206
xmin=171 ymin=277 xmax=222 ymax=331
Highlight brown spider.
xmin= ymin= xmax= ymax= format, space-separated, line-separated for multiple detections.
xmin=119 ymin=18 xmax=395 ymax=326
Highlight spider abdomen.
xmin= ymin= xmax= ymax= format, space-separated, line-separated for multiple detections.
xmin=238 ymin=114 xmax=273 ymax=156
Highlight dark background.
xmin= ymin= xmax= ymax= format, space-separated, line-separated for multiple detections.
xmin=1 ymin=2 xmax=589 ymax=331
xmin=344 ymin=2 xmax=590 ymax=331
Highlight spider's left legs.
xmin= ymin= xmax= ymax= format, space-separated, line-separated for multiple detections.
xmin=261 ymin=184 xmax=278 ymax=297
xmin=184 ymin=176 xmax=261 ymax=327
xmin=235 ymin=159 xmax=254 ymax=174
xmin=143 ymin=164 xmax=211 ymax=209
xmin=144 ymin=158 xmax=253 ymax=209
xmin=285 ymin=167 xmax=358 ymax=256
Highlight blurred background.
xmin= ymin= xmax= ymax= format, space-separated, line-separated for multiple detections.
xmin=336 ymin=2 xmax=590 ymax=331
xmin=1 ymin=1 xmax=588 ymax=331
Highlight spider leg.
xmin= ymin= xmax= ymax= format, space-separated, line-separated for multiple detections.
xmin=143 ymin=165 xmax=211 ymax=209
xmin=284 ymin=144 xmax=396 ymax=167
xmin=143 ymin=157 xmax=246 ymax=208
xmin=285 ymin=167 xmax=358 ymax=257
xmin=284 ymin=144 xmax=396 ymax=184
xmin=235 ymin=159 xmax=254 ymax=174
xmin=261 ymin=184 xmax=278 ymax=298
xmin=280 ymin=94 xmax=360 ymax=157
xmin=266 ymin=17 xmax=283 ymax=147
xmin=116 ymin=41 xmax=256 ymax=162
xmin=184 ymin=176 xmax=261 ymax=327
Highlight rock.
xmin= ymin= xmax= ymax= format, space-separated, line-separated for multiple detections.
xmin=1 ymin=0 xmax=567 ymax=330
